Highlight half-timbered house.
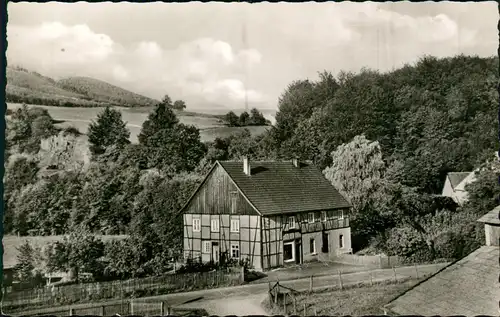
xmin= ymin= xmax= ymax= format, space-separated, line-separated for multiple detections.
xmin=180 ymin=157 xmax=352 ymax=271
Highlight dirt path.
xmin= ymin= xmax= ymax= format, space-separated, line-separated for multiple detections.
xmin=177 ymin=294 xmax=269 ymax=316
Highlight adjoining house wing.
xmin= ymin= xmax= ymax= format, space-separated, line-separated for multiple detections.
xmin=218 ymin=161 xmax=351 ymax=215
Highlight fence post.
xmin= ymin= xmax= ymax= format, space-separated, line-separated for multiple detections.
xmin=293 ymin=296 xmax=297 ymax=314
xmin=161 ymin=301 xmax=165 ymax=316
xmin=309 ymin=275 xmax=313 ymax=292
xmin=283 ymin=293 xmax=286 ymax=315
xmin=101 ymin=305 xmax=105 ymax=316
xmin=414 ymin=264 xmax=419 ymax=279
xmin=69 ymin=308 xmax=74 ymax=316
xmin=338 ymin=270 xmax=343 ymax=290
xmin=303 ymin=303 xmax=306 ymax=316
xmin=240 ymin=266 xmax=245 ymax=284
xmin=370 ymin=272 xmax=373 ymax=286
xmin=314 ymin=307 xmax=317 ymax=316
xmin=167 ymin=306 xmax=172 ymax=315
xmin=392 ymin=266 xmax=397 ymax=282
xmin=129 ymin=300 xmax=134 ymax=315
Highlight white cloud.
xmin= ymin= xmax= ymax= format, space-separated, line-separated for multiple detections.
xmin=6 ymin=2 xmax=495 ymax=112
xmin=7 ymin=22 xmax=266 ymax=108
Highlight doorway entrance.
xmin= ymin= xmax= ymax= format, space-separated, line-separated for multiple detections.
xmin=212 ymin=242 xmax=219 ymax=263
xmin=322 ymin=232 xmax=329 ymax=253
xmin=283 ymin=240 xmax=295 ymax=263
xmin=295 ymin=239 xmax=302 ymax=264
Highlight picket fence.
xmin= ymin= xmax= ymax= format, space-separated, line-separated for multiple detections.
xmin=3 ymin=269 xmax=242 ymax=311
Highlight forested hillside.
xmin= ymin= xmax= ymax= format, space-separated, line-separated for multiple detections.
xmin=5 ymin=54 xmax=498 ymax=282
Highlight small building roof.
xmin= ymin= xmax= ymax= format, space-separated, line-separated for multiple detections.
xmin=477 ymin=205 xmax=500 ymax=225
xmin=384 ymin=245 xmax=499 ymax=315
xmin=447 ymin=172 xmax=472 ymax=190
xmin=218 ymin=160 xmax=351 ymax=215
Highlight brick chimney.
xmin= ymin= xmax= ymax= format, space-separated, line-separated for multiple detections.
xmin=292 ymin=158 xmax=299 ymax=168
xmin=243 ymin=156 xmax=251 ymax=176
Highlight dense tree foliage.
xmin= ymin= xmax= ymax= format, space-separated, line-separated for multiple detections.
xmin=7 ymin=104 xmax=58 ymax=154
xmin=45 ymin=228 xmax=106 ymax=282
xmin=223 ymin=108 xmax=269 ymax=127
xmin=272 ymin=56 xmax=497 ymax=193
xmin=4 ymin=54 xmax=497 ymax=281
xmin=138 ymin=103 xmax=206 ymax=173
xmin=172 ymin=100 xmax=187 ymax=111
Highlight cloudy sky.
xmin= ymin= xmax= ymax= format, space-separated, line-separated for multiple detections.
xmin=7 ymin=1 xmax=498 ymax=113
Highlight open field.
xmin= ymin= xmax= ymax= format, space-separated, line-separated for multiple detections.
xmin=7 ymin=103 xmax=269 ymax=143
xmin=264 ymin=278 xmax=421 ymax=316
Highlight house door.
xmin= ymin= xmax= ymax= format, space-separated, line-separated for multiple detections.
xmin=212 ymin=242 xmax=219 ymax=263
xmin=322 ymin=232 xmax=329 ymax=253
xmin=295 ymin=239 xmax=302 ymax=264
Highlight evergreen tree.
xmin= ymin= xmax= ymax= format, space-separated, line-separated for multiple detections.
xmin=239 ymin=111 xmax=250 ymax=126
xmin=87 ymin=107 xmax=130 ymax=156
xmin=15 ymin=240 xmax=35 ymax=282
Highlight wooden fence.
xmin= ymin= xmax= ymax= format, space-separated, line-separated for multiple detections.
xmin=26 ymin=300 xmax=208 ymax=316
xmin=331 ymin=254 xmax=403 ymax=269
xmin=267 ymin=265 xmax=428 ymax=316
xmin=3 ymin=269 xmax=242 ymax=311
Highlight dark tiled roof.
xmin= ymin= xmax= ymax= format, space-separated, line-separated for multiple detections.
xmin=218 ymin=161 xmax=351 ymax=215
xmin=385 ymin=246 xmax=499 ymax=315
xmin=477 ymin=205 xmax=500 ymax=225
xmin=447 ymin=172 xmax=472 ymax=189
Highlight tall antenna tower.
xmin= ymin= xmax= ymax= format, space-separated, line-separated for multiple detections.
xmin=242 ymin=21 xmax=249 ymax=112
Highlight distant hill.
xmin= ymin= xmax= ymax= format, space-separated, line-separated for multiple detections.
xmin=6 ymin=66 xmax=159 ymax=108
xmin=57 ymin=77 xmax=159 ymax=108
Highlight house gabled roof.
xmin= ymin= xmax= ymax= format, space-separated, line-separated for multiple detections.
xmin=384 ymin=245 xmax=499 ymax=315
xmin=477 ymin=205 xmax=500 ymax=225
xmin=447 ymin=172 xmax=472 ymax=190
xmin=218 ymin=160 xmax=351 ymax=215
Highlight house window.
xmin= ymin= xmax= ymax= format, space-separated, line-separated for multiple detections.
xmin=231 ymin=244 xmax=240 ymax=258
xmin=309 ymin=238 xmax=316 ymax=254
xmin=283 ymin=241 xmax=295 ymax=262
xmin=288 ymin=216 xmax=296 ymax=229
xmin=321 ymin=211 xmax=327 ymax=222
xmin=339 ymin=234 xmax=344 ymax=249
xmin=211 ymin=219 xmax=219 ymax=232
xmin=193 ymin=218 xmax=201 ymax=232
xmin=339 ymin=210 xmax=344 ymax=220
xmin=231 ymin=219 xmax=240 ymax=232
xmin=308 ymin=213 xmax=315 ymax=223
xmin=264 ymin=218 xmax=270 ymax=228
xmin=203 ymin=241 xmax=211 ymax=253
xmin=231 ymin=191 xmax=238 ymax=214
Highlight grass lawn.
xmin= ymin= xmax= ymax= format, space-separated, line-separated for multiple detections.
xmin=264 ymin=279 xmax=420 ymax=316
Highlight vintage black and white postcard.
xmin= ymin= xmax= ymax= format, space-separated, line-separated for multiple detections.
xmin=2 ymin=1 xmax=499 ymax=316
